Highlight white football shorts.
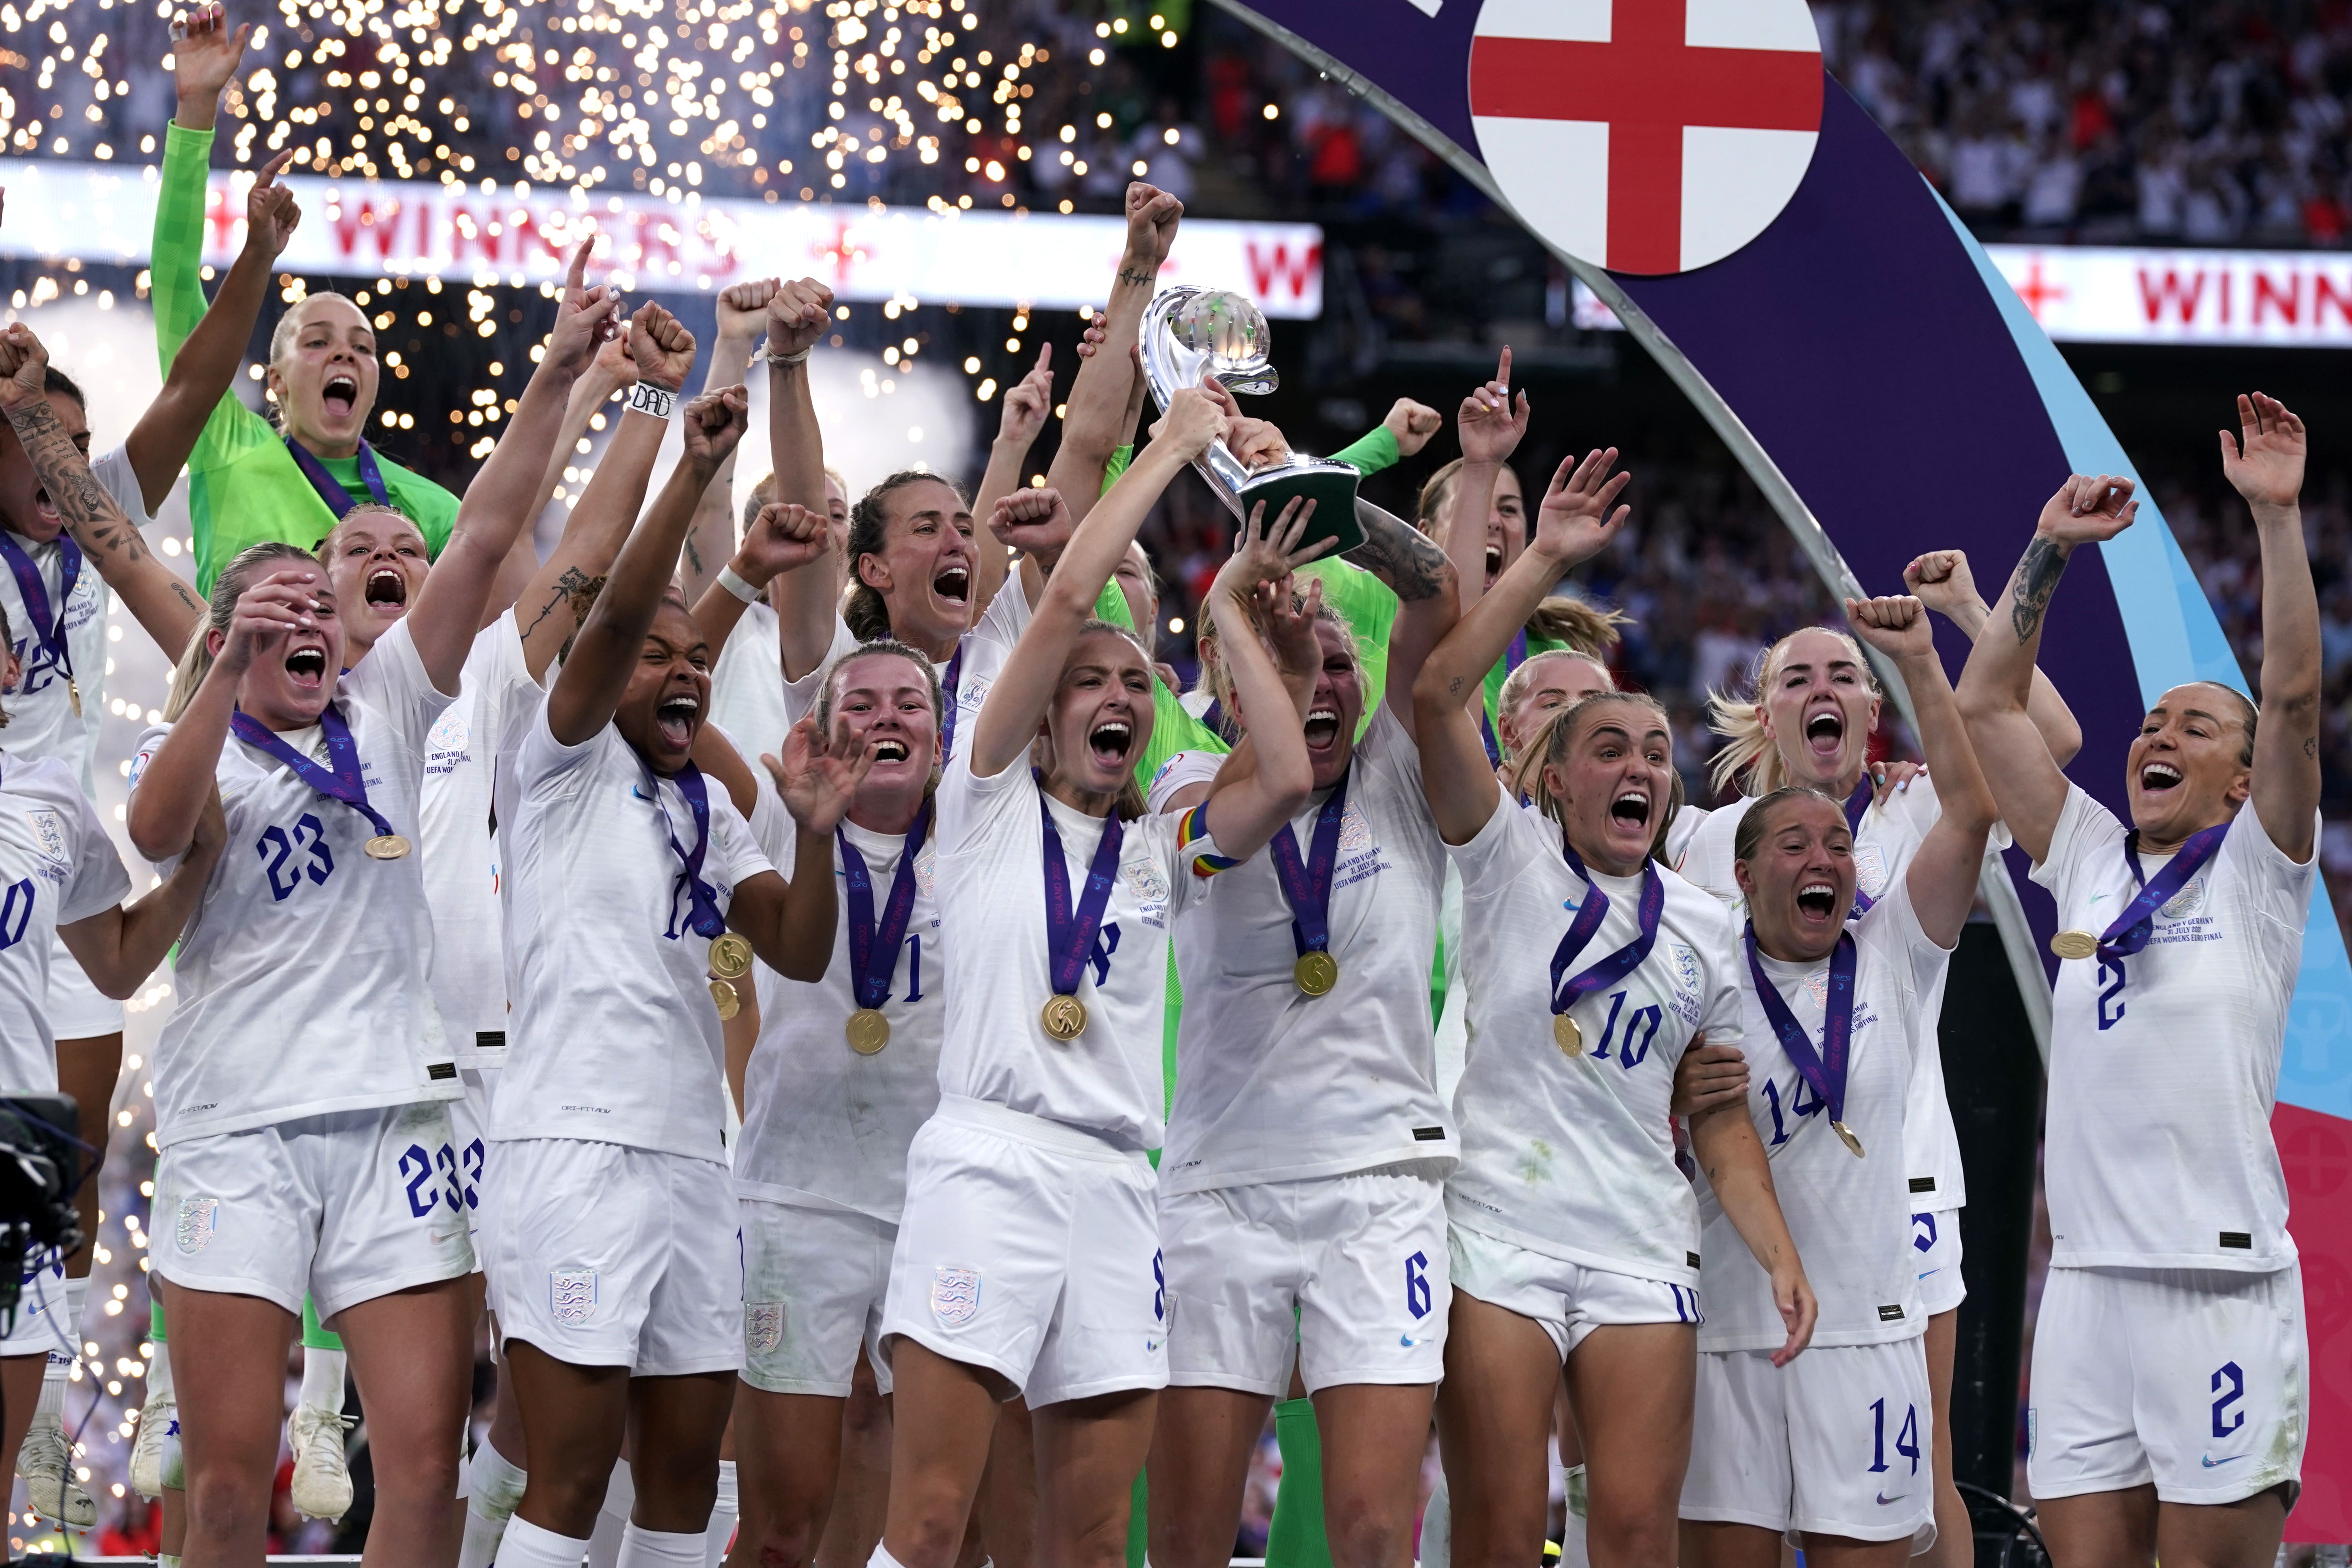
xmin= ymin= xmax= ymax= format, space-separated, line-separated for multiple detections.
xmin=152 ymin=1102 xmax=476 ymax=1321
xmin=2028 ymin=1263 xmax=2305 ymax=1507
xmin=0 ymin=1249 xmax=74 ymax=1359
xmin=1912 ymin=1206 xmax=1965 ymax=1318
xmin=44 ymin=928 xmax=123 ymax=1040
xmin=487 ymin=1136 xmax=742 ymax=1377
xmin=1448 ymin=1221 xmax=1702 ymax=1362
xmin=1681 ymin=1338 xmax=1936 ymax=1547
xmin=880 ymin=1097 xmax=1164 ymax=1408
xmin=1160 ymin=1162 xmax=1448 ymax=1396
xmin=445 ymin=1067 xmax=498 ymax=1260
xmin=739 ymin=1196 xmax=896 ymax=1398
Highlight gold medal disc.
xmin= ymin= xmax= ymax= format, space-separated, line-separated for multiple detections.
xmin=1832 ymin=1120 xmax=1865 ymax=1158
xmin=1294 ymin=951 xmax=1339 ymax=997
xmin=1040 ymin=994 xmax=1088 ymax=1042
xmin=67 ymin=679 xmax=80 ymax=719
xmin=365 ymin=834 xmax=412 ymax=860
xmin=2049 ymin=929 xmax=2100 ymax=961
xmin=710 ymin=933 xmax=755 ymax=980
xmin=1554 ymin=1013 xmax=1583 ymax=1057
xmin=710 ymin=978 xmax=740 ymax=1020
xmin=845 ymin=1008 xmax=891 ymax=1055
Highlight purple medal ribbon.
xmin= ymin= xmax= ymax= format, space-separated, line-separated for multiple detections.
xmin=284 ymin=436 xmax=392 ymax=518
xmin=840 ymin=799 xmax=932 ymax=1010
xmin=230 ymin=705 xmax=399 ymax=840
xmin=1550 ymin=842 xmax=1666 ymax=1023
xmin=1037 ymin=773 xmax=1125 ymax=1002
xmin=936 ymin=643 xmax=965 ymax=764
xmin=1479 ymin=627 xmax=1533 ymax=768
xmin=640 ymin=760 xmax=729 ymax=940
xmin=2098 ymin=822 xmax=2230 ymax=960
xmin=1267 ymin=771 xmax=1349 ymax=963
xmin=1843 ymin=772 xmax=1878 ymax=917
xmin=1745 ymin=920 xmax=1858 ymax=1127
xmin=0 ymin=530 xmax=82 ymax=697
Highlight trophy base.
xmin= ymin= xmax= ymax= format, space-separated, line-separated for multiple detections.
xmin=1233 ymin=460 xmax=1365 ymax=560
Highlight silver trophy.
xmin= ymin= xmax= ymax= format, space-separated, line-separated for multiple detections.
xmin=1141 ymin=285 xmax=1364 ymax=557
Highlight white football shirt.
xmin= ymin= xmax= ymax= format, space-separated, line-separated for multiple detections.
xmin=2033 ymin=784 xmax=2317 ymax=1271
xmin=1695 ymin=875 xmax=1951 ymax=1352
xmin=1448 ymin=794 xmax=1744 ymax=1287
xmin=0 ymin=447 xmax=152 ymax=799
xmin=733 ymin=767 xmax=944 ymax=1221
xmin=0 ymin=751 xmax=132 ymax=1088
xmin=1677 ymin=779 xmax=1985 ymax=1212
xmin=1158 ymin=704 xmax=1452 ymax=1192
xmin=418 ymin=614 xmax=541 ymax=1067
xmin=133 ymin=618 xmax=458 ymax=1146
xmin=497 ymin=699 xmax=775 ymax=1163
xmin=933 ymin=748 xmax=1211 ymax=1152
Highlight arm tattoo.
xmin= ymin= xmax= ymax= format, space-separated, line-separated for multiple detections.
xmin=5 ymin=401 xmax=149 ymax=563
xmin=683 ymin=536 xmax=704 ymax=575
xmin=1115 ymin=267 xmax=1156 ymax=289
xmin=1342 ymin=499 xmax=1451 ymax=601
xmin=2006 ymin=535 xmax=2069 ymax=645
xmin=518 ymin=566 xmax=603 ymax=643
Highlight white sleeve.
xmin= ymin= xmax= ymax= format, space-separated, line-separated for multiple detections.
xmin=711 ymin=800 xmax=778 ymax=891
xmin=1145 ymin=749 xmax=1223 ymax=815
xmin=1447 ymin=791 xmax=1541 ymax=899
xmin=935 ymin=748 xmax=1028 ymax=857
xmin=779 ymin=615 xmax=862 ymax=730
xmin=1356 ymin=701 xmax=1424 ymax=800
xmin=1692 ymin=904 xmax=1747 ymax=1053
xmin=2027 ymin=782 xmax=2122 ymax=907
xmin=1665 ymin=803 xmax=1708 ymax=867
xmin=1864 ymin=871 xmax=1953 ymax=1007
xmin=343 ymin=615 xmax=457 ymax=755
xmin=514 ymin=693 xmax=607 ymax=799
xmin=88 ymin=445 xmax=157 ymax=530
xmin=2220 ymin=801 xmax=2323 ymax=938
xmin=973 ymin=573 xmax=1035 ymax=654
xmin=744 ymin=763 xmax=800 ymax=875
xmin=58 ymin=785 xmax=133 ymax=924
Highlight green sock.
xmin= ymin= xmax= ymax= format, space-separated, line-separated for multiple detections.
xmin=1266 ymin=1399 xmax=1333 ymax=1568
xmin=149 ymin=1296 xmax=166 ymax=1343
xmin=1126 ymin=1469 xmax=1149 ymax=1568
xmin=301 ymin=1295 xmax=345 ymax=1352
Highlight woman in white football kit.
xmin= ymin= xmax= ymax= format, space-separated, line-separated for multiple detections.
xmin=1958 ymin=402 xmax=2323 ymax=1568
xmin=1143 ymin=442 xmax=1460 ymax=1568
xmin=488 ymin=384 xmax=857 ymax=1568
xmin=1412 ymin=448 xmax=1817 ymax=1568
xmin=695 ymin=636 xmax=949 ymax=1568
xmin=1676 ymin=593 xmax=1997 ymax=1568
xmin=118 ymin=273 xmax=597 ymax=1561
xmin=1675 ymin=579 xmax=2080 ymax=1568
xmin=871 ymin=389 xmax=1314 ymax=1568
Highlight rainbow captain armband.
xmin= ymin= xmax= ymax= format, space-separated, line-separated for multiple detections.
xmin=1177 ymin=802 xmax=1240 ymax=879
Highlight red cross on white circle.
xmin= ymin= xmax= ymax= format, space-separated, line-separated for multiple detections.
xmin=1468 ymin=0 xmax=1825 ymax=276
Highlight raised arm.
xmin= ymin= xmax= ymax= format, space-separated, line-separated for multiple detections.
xmin=155 ymin=6 xmax=250 ymax=372
xmin=0 ymin=326 xmax=207 ymax=655
xmin=547 ymin=387 xmax=746 ymax=746
xmin=726 ymin=716 xmax=871 ymax=982
xmin=60 ymin=793 xmax=228 ymax=996
xmin=1847 ymin=595 xmax=1996 ymax=947
xmin=1196 ymin=504 xmax=1326 ymax=861
xmin=494 ymin=327 xmax=638 ymax=625
xmin=1412 ymin=447 xmax=1627 ymax=842
xmin=760 ymin=278 xmax=844 ymax=683
xmin=2221 ymin=392 xmax=2321 ymax=862
xmin=1444 ymin=347 xmax=1530 ymax=623
xmin=687 ymin=500 xmax=830 ymax=666
xmin=1904 ymin=549 xmax=2082 ymax=767
xmin=1688 ymin=1086 xmax=1817 ymax=1367
xmin=123 ymin=149 xmax=300 ymax=515
xmin=406 ymin=244 xmax=614 ymax=690
xmin=1044 ymin=183 xmax=1180 ymax=524
xmin=679 ymin=278 xmax=777 ymax=606
xmin=968 ymin=388 xmax=1220 ymax=780
xmin=1955 ymin=475 xmax=2137 ymax=864
xmin=510 ymin=303 xmax=695 ymax=681
xmin=127 ymin=565 xmax=321 ymax=862
xmin=971 ymin=343 xmax=1054 ymax=612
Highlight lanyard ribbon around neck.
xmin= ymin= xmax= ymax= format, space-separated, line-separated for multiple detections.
xmin=1745 ymin=920 xmax=1859 ymax=1136
xmin=1038 ymin=774 xmax=1124 ymax=1002
xmin=285 ymin=435 xmax=391 ymax=518
xmin=230 ymin=705 xmax=401 ymax=839
xmin=641 ymin=759 xmax=728 ymax=940
xmin=0 ymin=531 xmax=81 ymax=697
xmin=841 ymin=800 xmax=932 ymax=1009
xmin=1550 ymin=842 xmax=1665 ymax=1024
xmin=2100 ymin=822 xmax=2229 ymax=960
xmin=1268 ymin=771 xmax=1348 ymax=965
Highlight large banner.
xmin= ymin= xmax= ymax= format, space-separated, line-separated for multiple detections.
xmin=1216 ymin=0 xmax=2352 ymax=1533
xmin=0 ymin=158 xmax=1325 ymax=316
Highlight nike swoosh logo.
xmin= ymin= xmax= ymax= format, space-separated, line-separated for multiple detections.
xmin=1145 ymin=1338 xmax=1164 ymax=1352
xmin=1876 ymin=1492 xmax=1908 ymax=1506
xmin=632 ymin=786 xmax=655 ymax=801
xmin=2202 ymin=1454 xmax=2247 ymax=1468
xmin=2089 ymin=893 xmax=2109 ymax=904
xmin=1399 ymin=1334 xmax=1417 ymax=1347
xmin=1918 ymin=1266 xmax=1944 ymax=1278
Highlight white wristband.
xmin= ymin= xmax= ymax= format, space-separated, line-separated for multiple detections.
xmin=627 ymin=380 xmax=678 ymax=419
xmin=716 ymin=564 xmax=764 ymax=605
xmin=765 ymin=345 xmax=812 ymax=366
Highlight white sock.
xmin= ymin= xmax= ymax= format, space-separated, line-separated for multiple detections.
xmin=1561 ymin=1464 xmax=1590 ymax=1568
xmin=619 ymin=1522 xmax=709 ymax=1567
xmin=868 ymin=1543 xmax=914 ymax=1568
xmin=498 ymin=1514 xmax=594 ymax=1568
xmin=703 ymin=1459 xmax=739 ymax=1568
xmin=36 ymin=1350 xmax=66 ymax=1420
xmin=586 ymin=1457 xmax=635 ymax=1568
xmin=298 ymin=1345 xmax=348 ymax=1413
xmin=147 ymin=1336 xmax=173 ymax=1403
xmin=1419 ymin=1472 xmax=1450 ymax=1568
xmin=158 ymin=1557 xmax=181 ymax=1568
xmin=62 ymin=1274 xmax=89 ymax=1352
xmin=458 ymin=1440 xmax=530 ymax=1568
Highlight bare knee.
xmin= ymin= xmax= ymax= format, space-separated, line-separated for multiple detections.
xmin=184 ymin=1466 xmax=273 ymax=1545
xmin=377 ymin=1437 xmax=462 ymax=1504
xmin=1327 ymin=1501 xmax=1414 ymax=1568
xmin=1588 ymin=1512 xmax=1679 ymax=1568
xmin=748 ymin=1514 xmax=824 ymax=1568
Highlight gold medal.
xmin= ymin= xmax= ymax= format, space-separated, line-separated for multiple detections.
xmin=2049 ymin=929 xmax=2100 ymax=961
xmin=1832 ymin=1120 xmax=1865 ymax=1158
xmin=1554 ymin=1013 xmax=1583 ymax=1057
xmin=710 ymin=932 xmax=754 ymax=980
xmin=67 ymin=679 xmax=80 ymax=718
xmin=710 ymin=978 xmax=740 ymax=1020
xmin=365 ymin=834 xmax=412 ymax=860
xmin=845 ymin=1008 xmax=890 ymax=1055
xmin=1040 ymin=994 xmax=1088 ymax=1042
xmin=1294 ymin=950 xmax=1339 ymax=997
